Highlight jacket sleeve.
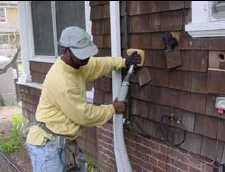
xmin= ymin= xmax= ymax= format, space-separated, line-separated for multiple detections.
xmin=58 ymin=87 xmax=115 ymax=127
xmin=83 ymin=57 xmax=126 ymax=81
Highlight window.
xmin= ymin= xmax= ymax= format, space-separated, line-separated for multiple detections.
xmin=56 ymin=1 xmax=85 ymax=55
xmin=31 ymin=1 xmax=55 ymax=56
xmin=185 ymin=1 xmax=225 ymax=37
xmin=30 ymin=1 xmax=85 ymax=57
xmin=0 ymin=8 xmax=6 ymax=23
xmin=212 ymin=1 xmax=225 ymax=19
xmin=0 ymin=34 xmax=9 ymax=44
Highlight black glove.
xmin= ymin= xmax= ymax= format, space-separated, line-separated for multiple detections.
xmin=125 ymin=51 xmax=141 ymax=68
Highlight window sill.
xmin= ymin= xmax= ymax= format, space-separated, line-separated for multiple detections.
xmin=185 ymin=20 xmax=225 ymax=38
xmin=29 ymin=56 xmax=57 ymax=64
xmin=17 ymin=81 xmax=42 ymax=90
xmin=17 ymin=80 xmax=95 ymax=103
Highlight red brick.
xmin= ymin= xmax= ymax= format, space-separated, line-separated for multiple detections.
xmin=158 ymin=160 xmax=167 ymax=170
xmin=171 ymin=158 xmax=188 ymax=171
xmin=30 ymin=61 xmax=52 ymax=74
xmin=154 ymin=167 xmax=165 ymax=172
xmin=202 ymin=164 xmax=215 ymax=172
xmin=166 ymin=164 xmax=181 ymax=172
xmin=31 ymin=71 xmax=46 ymax=83
xmin=132 ymin=163 xmax=142 ymax=172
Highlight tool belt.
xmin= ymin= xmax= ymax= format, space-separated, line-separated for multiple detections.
xmin=35 ymin=121 xmax=86 ymax=172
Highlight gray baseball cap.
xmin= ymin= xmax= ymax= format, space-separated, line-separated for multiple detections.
xmin=59 ymin=26 xmax=98 ymax=60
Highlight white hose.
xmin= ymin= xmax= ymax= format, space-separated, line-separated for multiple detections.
xmin=110 ymin=2 xmax=132 ymax=171
xmin=113 ymin=115 xmax=132 ymax=172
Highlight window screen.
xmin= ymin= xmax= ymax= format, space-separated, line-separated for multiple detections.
xmin=212 ymin=1 xmax=225 ymax=19
xmin=0 ymin=8 xmax=6 ymax=22
xmin=0 ymin=34 xmax=9 ymax=44
xmin=31 ymin=1 xmax=55 ymax=56
xmin=55 ymin=1 xmax=85 ymax=55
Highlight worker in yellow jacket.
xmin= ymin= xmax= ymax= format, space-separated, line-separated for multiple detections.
xmin=26 ymin=26 xmax=141 ymax=172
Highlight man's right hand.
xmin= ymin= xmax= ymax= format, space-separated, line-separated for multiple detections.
xmin=125 ymin=51 xmax=141 ymax=68
xmin=113 ymin=99 xmax=126 ymax=114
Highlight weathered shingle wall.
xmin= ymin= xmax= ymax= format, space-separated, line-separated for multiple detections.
xmin=92 ymin=1 xmax=225 ymax=171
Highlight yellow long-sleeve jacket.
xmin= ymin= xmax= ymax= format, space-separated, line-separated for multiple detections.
xmin=26 ymin=57 xmax=125 ymax=145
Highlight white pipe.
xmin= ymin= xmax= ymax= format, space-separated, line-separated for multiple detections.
xmin=110 ymin=2 xmax=132 ymax=172
xmin=51 ymin=1 xmax=58 ymax=57
xmin=85 ymin=1 xmax=92 ymax=40
xmin=18 ymin=2 xmax=32 ymax=83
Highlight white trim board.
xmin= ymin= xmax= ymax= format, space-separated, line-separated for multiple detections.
xmin=185 ymin=1 xmax=225 ymax=37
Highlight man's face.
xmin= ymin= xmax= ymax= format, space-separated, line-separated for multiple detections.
xmin=67 ymin=48 xmax=90 ymax=69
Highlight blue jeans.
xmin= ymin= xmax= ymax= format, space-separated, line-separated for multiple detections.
xmin=26 ymin=138 xmax=87 ymax=172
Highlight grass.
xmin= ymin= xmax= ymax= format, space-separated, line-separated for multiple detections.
xmin=0 ymin=114 xmax=24 ymax=154
xmin=86 ymin=157 xmax=100 ymax=172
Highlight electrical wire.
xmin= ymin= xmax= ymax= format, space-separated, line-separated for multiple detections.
xmin=126 ymin=114 xmax=186 ymax=148
xmin=0 ymin=151 xmax=23 ymax=172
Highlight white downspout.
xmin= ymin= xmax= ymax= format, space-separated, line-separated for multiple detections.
xmin=18 ymin=2 xmax=33 ymax=83
xmin=110 ymin=2 xmax=132 ymax=172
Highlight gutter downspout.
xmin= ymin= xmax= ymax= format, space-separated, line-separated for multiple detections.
xmin=110 ymin=2 xmax=132 ymax=172
xmin=18 ymin=2 xmax=33 ymax=83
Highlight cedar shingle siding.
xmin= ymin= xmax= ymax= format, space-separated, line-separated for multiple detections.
xmin=92 ymin=1 xmax=225 ymax=171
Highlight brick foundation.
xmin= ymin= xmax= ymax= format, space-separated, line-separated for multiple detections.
xmin=97 ymin=123 xmax=216 ymax=172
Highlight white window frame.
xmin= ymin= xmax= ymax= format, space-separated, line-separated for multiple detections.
xmin=19 ymin=1 xmax=92 ymax=78
xmin=185 ymin=1 xmax=225 ymax=37
xmin=19 ymin=1 xmax=94 ymax=101
xmin=0 ymin=7 xmax=7 ymax=23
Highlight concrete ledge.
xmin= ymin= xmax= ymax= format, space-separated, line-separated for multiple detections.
xmin=17 ymin=81 xmax=42 ymax=90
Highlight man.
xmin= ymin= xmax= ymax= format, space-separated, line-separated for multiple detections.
xmin=26 ymin=26 xmax=141 ymax=172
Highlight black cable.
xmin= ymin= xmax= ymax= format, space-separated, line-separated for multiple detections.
xmin=127 ymin=114 xmax=186 ymax=148
xmin=0 ymin=151 xmax=23 ymax=172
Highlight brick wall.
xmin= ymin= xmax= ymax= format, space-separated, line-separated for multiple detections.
xmin=18 ymin=84 xmax=41 ymax=122
xmin=97 ymin=123 xmax=215 ymax=172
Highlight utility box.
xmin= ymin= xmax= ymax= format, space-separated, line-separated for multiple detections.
xmin=0 ymin=56 xmax=17 ymax=106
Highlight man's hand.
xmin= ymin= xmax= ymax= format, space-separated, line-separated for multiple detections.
xmin=125 ymin=51 xmax=141 ymax=68
xmin=113 ymin=99 xmax=126 ymax=114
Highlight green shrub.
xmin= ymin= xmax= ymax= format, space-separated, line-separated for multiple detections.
xmin=0 ymin=114 xmax=24 ymax=154
xmin=86 ymin=158 xmax=100 ymax=172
